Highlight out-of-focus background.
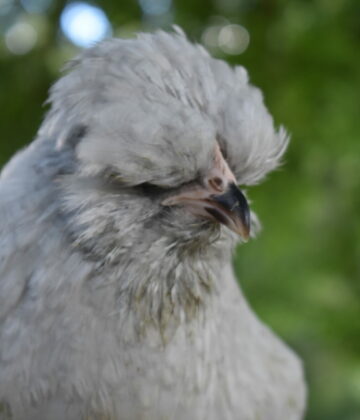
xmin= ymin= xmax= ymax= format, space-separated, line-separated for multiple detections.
xmin=0 ymin=0 xmax=359 ymax=418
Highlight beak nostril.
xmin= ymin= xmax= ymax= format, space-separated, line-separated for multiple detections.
xmin=209 ymin=176 xmax=224 ymax=192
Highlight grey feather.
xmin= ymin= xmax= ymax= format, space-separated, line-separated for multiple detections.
xmin=0 ymin=29 xmax=305 ymax=420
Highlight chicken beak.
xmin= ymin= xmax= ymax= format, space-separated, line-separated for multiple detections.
xmin=206 ymin=183 xmax=251 ymax=239
xmin=161 ymin=182 xmax=251 ymax=239
xmin=161 ymin=144 xmax=251 ymax=239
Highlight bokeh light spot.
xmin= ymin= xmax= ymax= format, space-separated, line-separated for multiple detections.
xmin=218 ymin=24 xmax=250 ymax=55
xmin=60 ymin=2 xmax=112 ymax=48
xmin=5 ymin=21 xmax=37 ymax=54
xmin=201 ymin=25 xmax=222 ymax=50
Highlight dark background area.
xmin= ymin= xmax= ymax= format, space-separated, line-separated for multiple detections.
xmin=1 ymin=0 xmax=359 ymax=419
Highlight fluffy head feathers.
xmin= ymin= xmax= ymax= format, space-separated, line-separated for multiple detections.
xmin=40 ymin=29 xmax=287 ymax=188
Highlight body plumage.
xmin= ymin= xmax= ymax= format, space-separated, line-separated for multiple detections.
xmin=0 ymin=29 xmax=306 ymax=420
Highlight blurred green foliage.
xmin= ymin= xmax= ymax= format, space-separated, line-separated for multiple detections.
xmin=0 ymin=0 xmax=359 ymax=419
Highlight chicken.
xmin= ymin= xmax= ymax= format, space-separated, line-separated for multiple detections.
xmin=0 ymin=28 xmax=306 ymax=420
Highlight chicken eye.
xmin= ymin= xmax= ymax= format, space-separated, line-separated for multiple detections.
xmin=137 ymin=182 xmax=168 ymax=196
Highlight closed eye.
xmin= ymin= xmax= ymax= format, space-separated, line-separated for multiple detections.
xmin=106 ymin=169 xmax=203 ymax=198
xmin=136 ymin=182 xmax=168 ymax=196
xmin=136 ymin=172 xmax=205 ymax=196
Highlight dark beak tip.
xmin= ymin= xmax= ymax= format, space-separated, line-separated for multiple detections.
xmin=213 ymin=183 xmax=251 ymax=238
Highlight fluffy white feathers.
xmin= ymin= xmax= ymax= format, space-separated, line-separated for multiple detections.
xmin=41 ymin=28 xmax=287 ymax=187
xmin=0 ymin=29 xmax=305 ymax=420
